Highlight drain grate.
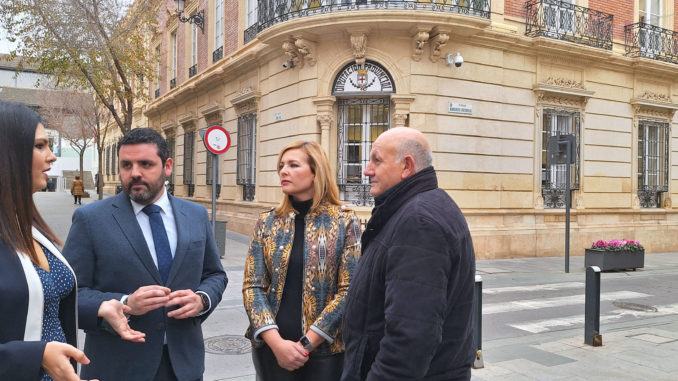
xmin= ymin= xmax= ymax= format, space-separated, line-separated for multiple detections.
xmin=612 ymin=301 xmax=657 ymax=312
xmin=204 ymin=335 xmax=252 ymax=355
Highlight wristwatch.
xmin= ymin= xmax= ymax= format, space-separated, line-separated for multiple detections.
xmin=197 ymin=292 xmax=210 ymax=311
xmin=299 ymin=335 xmax=314 ymax=352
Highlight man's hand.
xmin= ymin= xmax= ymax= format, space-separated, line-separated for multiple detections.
xmin=126 ymin=285 xmax=171 ymax=316
xmin=42 ymin=341 xmax=98 ymax=381
xmin=98 ymin=299 xmax=146 ymax=342
xmin=166 ymin=289 xmax=203 ymax=319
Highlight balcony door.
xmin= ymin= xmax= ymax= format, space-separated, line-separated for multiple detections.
xmin=544 ymin=0 xmax=575 ymax=37
xmin=638 ymin=0 xmax=663 ymax=55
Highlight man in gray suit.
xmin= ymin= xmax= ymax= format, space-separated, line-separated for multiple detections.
xmin=63 ymin=128 xmax=228 ymax=381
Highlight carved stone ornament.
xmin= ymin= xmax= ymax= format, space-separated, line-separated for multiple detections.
xmin=294 ymin=37 xmax=316 ymax=67
xmin=316 ymin=114 xmax=334 ymax=126
xmin=535 ymin=92 xmax=588 ymax=108
xmin=663 ymin=196 xmax=672 ymax=209
xmin=637 ymin=91 xmax=672 ymax=103
xmin=535 ymin=195 xmax=544 ymax=209
xmin=543 ymin=76 xmax=586 ymax=90
xmin=350 ymin=33 xmax=367 ymax=66
xmin=412 ymin=31 xmax=429 ymax=62
xmin=282 ymin=39 xmax=302 ymax=68
xmin=160 ymin=119 xmax=177 ymax=136
xmin=429 ymin=32 xmax=449 ymax=63
xmin=199 ymin=102 xmax=225 ymax=126
xmin=632 ymin=194 xmax=640 ymax=209
xmin=177 ymin=112 xmax=198 ymax=131
xmin=231 ymin=88 xmax=261 ymax=116
xmin=392 ymin=113 xmax=408 ymax=127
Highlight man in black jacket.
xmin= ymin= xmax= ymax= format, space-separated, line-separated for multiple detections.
xmin=342 ymin=127 xmax=476 ymax=381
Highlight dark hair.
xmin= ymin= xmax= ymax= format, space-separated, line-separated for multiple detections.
xmin=117 ymin=128 xmax=169 ymax=163
xmin=0 ymin=102 xmax=60 ymax=263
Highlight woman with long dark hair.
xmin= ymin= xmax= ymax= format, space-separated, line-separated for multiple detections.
xmin=0 ymin=102 xmax=145 ymax=381
xmin=243 ymin=141 xmax=362 ymax=381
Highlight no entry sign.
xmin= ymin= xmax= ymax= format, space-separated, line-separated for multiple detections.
xmin=203 ymin=125 xmax=231 ymax=155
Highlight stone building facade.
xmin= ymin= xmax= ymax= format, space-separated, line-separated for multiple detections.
xmin=111 ymin=0 xmax=678 ymax=259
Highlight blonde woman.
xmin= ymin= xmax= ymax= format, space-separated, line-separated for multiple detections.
xmin=243 ymin=141 xmax=361 ymax=381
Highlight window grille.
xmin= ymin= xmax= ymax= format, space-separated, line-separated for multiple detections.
xmin=237 ymin=114 xmax=257 ymax=201
xmin=183 ymin=131 xmax=195 ymax=197
xmin=638 ymin=120 xmax=669 ymax=208
xmin=337 ymin=98 xmax=390 ymax=206
xmin=106 ymin=146 xmax=111 ymax=176
xmin=541 ymin=108 xmax=580 ymax=208
xmin=166 ymin=137 xmax=175 ymax=195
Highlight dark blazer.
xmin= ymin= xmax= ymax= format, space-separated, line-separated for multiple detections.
xmin=341 ymin=167 xmax=476 ymax=381
xmin=63 ymin=191 xmax=228 ymax=381
xmin=0 ymin=231 xmax=99 ymax=380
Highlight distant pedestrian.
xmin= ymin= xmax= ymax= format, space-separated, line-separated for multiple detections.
xmin=243 ymin=141 xmax=361 ymax=381
xmin=70 ymin=175 xmax=84 ymax=205
xmin=341 ymin=127 xmax=476 ymax=381
xmin=0 ymin=101 xmax=144 ymax=381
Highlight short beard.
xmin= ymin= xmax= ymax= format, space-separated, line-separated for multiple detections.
xmin=123 ymin=176 xmax=165 ymax=204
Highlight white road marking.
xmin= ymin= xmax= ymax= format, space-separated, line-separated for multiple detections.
xmin=484 ymin=291 xmax=650 ymax=315
xmin=483 ymin=282 xmax=584 ymax=295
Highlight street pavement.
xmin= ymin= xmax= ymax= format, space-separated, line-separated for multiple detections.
xmin=35 ymin=191 xmax=678 ymax=380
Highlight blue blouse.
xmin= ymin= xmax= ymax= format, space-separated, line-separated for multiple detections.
xmin=33 ymin=244 xmax=75 ymax=381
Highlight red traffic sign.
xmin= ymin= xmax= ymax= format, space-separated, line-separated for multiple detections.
xmin=203 ymin=125 xmax=231 ymax=155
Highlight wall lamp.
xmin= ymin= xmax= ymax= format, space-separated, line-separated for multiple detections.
xmin=175 ymin=0 xmax=204 ymax=33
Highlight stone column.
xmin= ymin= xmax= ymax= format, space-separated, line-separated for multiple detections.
xmin=313 ymin=96 xmax=336 ymax=154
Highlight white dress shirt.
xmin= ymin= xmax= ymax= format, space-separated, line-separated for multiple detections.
xmin=130 ymin=187 xmax=178 ymax=266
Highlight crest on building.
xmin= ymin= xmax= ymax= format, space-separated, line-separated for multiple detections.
xmin=332 ymin=61 xmax=395 ymax=95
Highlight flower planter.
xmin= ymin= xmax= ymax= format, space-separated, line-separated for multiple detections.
xmin=584 ymin=249 xmax=644 ymax=271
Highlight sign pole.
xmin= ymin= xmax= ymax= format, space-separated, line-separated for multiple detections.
xmin=565 ymin=145 xmax=571 ymax=274
xmin=201 ymin=125 xmax=231 ymax=235
xmin=212 ymin=153 xmax=217 ymax=232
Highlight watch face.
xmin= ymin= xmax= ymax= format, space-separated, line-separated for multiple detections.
xmin=300 ymin=336 xmax=310 ymax=346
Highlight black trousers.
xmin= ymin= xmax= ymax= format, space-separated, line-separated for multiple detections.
xmin=73 ymin=195 xmax=81 ymax=204
xmin=252 ymin=344 xmax=344 ymax=381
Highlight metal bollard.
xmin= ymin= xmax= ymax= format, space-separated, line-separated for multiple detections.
xmin=585 ymin=266 xmax=602 ymax=346
xmin=472 ymin=275 xmax=484 ymax=369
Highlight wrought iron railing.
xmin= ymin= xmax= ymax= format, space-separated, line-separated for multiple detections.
xmin=213 ymin=46 xmax=223 ymax=63
xmin=525 ymin=0 xmax=613 ymax=50
xmin=625 ymin=22 xmax=678 ymax=64
xmin=170 ymin=78 xmax=176 ymax=89
xmin=188 ymin=64 xmax=197 ymax=78
xmin=339 ymin=183 xmax=373 ymax=207
xmin=242 ymin=184 xmax=255 ymax=201
xmin=154 ymin=88 xmax=160 ymax=98
xmin=244 ymin=0 xmax=491 ymax=44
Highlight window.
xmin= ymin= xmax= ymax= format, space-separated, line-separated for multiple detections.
xmin=189 ymin=23 xmax=198 ymax=77
xmin=337 ymin=98 xmax=390 ymax=206
xmin=543 ymin=0 xmax=574 ymax=36
xmin=167 ymin=137 xmax=175 ymax=194
xmin=111 ymin=144 xmax=117 ymax=175
xmin=155 ymin=46 xmax=161 ymax=96
xmin=170 ymin=32 xmax=177 ymax=88
xmin=214 ymin=0 xmax=223 ymax=52
xmin=638 ymin=0 xmax=663 ymax=55
xmin=638 ymin=120 xmax=669 ymax=208
xmin=106 ymin=145 xmax=111 ymax=176
xmin=541 ymin=108 xmax=580 ymax=209
xmin=237 ymin=113 xmax=256 ymax=201
xmin=246 ymin=0 xmax=257 ymax=27
xmin=639 ymin=0 xmax=662 ymax=25
xmin=183 ymin=131 xmax=195 ymax=196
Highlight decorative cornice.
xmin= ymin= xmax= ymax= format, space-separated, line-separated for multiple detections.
xmin=534 ymin=79 xmax=594 ymax=109
xmin=631 ymin=96 xmax=678 ymax=120
xmin=160 ymin=119 xmax=177 ymax=136
xmin=637 ymin=91 xmax=672 ymax=103
xmin=199 ymin=102 xmax=225 ymax=125
xmin=230 ymin=87 xmax=261 ymax=116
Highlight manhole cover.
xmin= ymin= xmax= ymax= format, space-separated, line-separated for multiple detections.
xmin=612 ymin=301 xmax=657 ymax=312
xmin=204 ymin=335 xmax=252 ymax=355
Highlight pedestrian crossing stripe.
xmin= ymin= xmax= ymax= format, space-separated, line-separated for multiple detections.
xmin=484 ymin=291 xmax=650 ymax=315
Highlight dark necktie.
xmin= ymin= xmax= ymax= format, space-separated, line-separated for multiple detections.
xmin=142 ymin=204 xmax=172 ymax=284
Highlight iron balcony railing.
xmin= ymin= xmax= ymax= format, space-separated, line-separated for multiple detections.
xmin=244 ymin=0 xmax=491 ymax=44
xmin=525 ymin=0 xmax=613 ymax=50
xmin=625 ymin=22 xmax=678 ymax=64
xmin=213 ymin=46 xmax=223 ymax=63
xmin=170 ymin=78 xmax=176 ymax=89
xmin=188 ymin=64 xmax=197 ymax=78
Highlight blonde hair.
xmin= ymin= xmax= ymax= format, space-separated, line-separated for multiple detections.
xmin=274 ymin=140 xmax=342 ymax=216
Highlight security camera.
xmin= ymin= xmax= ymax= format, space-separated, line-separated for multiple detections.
xmin=446 ymin=52 xmax=463 ymax=68
xmin=282 ymin=60 xmax=294 ymax=69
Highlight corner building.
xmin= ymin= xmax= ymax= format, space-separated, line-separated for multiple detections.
xmin=137 ymin=0 xmax=678 ymax=259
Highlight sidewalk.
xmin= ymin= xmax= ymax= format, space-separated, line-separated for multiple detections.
xmin=34 ymin=191 xmax=678 ymax=380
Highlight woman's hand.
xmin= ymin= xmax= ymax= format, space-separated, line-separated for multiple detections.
xmin=270 ymin=339 xmax=309 ymax=371
xmin=42 ymin=341 xmax=98 ymax=381
xmin=261 ymin=329 xmax=309 ymax=371
xmin=98 ymin=299 xmax=146 ymax=342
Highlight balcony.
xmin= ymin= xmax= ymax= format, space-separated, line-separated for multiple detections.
xmin=154 ymin=88 xmax=160 ymax=99
xmin=188 ymin=64 xmax=197 ymax=78
xmin=244 ymin=0 xmax=491 ymax=44
xmin=525 ymin=0 xmax=613 ymax=50
xmin=213 ymin=46 xmax=223 ymax=63
xmin=170 ymin=78 xmax=176 ymax=89
xmin=625 ymin=23 xmax=678 ymax=64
